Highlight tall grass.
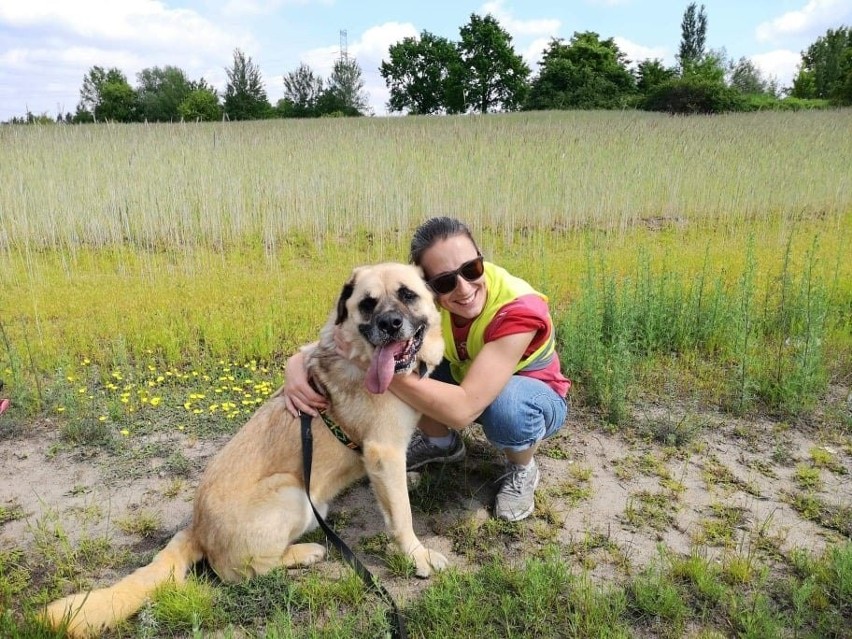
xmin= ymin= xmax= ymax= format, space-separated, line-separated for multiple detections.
xmin=557 ymin=228 xmax=847 ymax=419
xmin=1 ymin=112 xmax=850 ymax=421
xmin=1 ymin=111 xmax=850 ymax=252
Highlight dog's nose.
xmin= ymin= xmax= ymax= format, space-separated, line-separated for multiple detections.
xmin=376 ymin=311 xmax=404 ymax=335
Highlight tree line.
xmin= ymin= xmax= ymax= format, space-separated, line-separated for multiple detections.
xmin=8 ymin=49 xmax=370 ymax=124
xmin=6 ymin=3 xmax=851 ymax=124
xmin=381 ymin=5 xmax=851 ymax=115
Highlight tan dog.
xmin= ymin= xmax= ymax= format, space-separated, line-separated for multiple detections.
xmin=44 ymin=262 xmax=448 ymax=637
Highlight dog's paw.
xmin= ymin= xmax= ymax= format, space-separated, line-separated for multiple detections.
xmin=282 ymin=542 xmax=327 ymax=568
xmin=411 ymin=547 xmax=448 ymax=578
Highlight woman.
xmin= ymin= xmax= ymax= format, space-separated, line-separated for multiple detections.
xmin=282 ymin=217 xmax=570 ymax=521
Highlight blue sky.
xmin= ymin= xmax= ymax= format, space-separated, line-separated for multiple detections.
xmin=1 ymin=0 xmax=850 ymax=120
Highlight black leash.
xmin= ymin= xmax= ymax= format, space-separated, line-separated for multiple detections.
xmin=300 ymin=413 xmax=407 ymax=639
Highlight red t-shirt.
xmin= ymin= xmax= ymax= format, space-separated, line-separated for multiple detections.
xmin=450 ymin=294 xmax=571 ymax=397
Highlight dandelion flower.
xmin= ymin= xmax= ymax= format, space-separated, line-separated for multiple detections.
xmin=120 ymin=428 xmax=130 ymax=436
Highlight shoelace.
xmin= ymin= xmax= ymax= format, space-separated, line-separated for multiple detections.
xmin=495 ymin=463 xmax=533 ymax=495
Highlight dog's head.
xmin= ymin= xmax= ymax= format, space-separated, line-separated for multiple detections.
xmin=334 ymin=262 xmax=444 ymax=394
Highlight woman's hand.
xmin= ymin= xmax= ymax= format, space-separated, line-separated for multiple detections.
xmin=277 ymin=346 xmax=329 ymax=417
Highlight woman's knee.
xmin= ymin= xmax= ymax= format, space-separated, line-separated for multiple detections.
xmin=479 ymin=380 xmax=566 ymax=451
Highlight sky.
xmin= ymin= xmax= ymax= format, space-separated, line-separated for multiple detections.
xmin=1 ymin=0 xmax=851 ymax=121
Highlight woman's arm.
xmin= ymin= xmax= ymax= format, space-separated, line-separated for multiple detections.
xmin=389 ymin=330 xmax=536 ymax=429
xmin=276 ymin=342 xmax=329 ymax=417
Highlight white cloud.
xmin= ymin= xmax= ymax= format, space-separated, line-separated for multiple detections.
xmin=755 ymin=0 xmax=852 ymax=42
xmin=613 ymin=37 xmax=669 ymax=67
xmin=479 ymin=0 xmax=560 ymax=38
xmin=0 ymin=0 xmax=249 ymax=54
xmin=522 ymin=37 xmax=552 ymax=68
xmin=0 ymin=0 xmax=257 ymax=117
xmin=0 ymin=45 xmax=144 ymax=70
xmin=750 ymin=49 xmax=802 ymax=88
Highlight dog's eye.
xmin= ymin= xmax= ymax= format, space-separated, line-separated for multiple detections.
xmin=398 ymin=286 xmax=419 ymax=304
xmin=358 ymin=296 xmax=378 ymax=315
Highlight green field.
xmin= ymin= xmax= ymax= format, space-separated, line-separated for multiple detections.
xmin=1 ymin=111 xmax=850 ymax=637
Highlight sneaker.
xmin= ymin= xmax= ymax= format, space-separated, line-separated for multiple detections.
xmin=406 ymin=431 xmax=466 ymax=471
xmin=494 ymin=458 xmax=540 ymax=522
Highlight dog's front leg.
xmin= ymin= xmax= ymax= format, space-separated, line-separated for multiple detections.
xmin=362 ymin=442 xmax=448 ymax=578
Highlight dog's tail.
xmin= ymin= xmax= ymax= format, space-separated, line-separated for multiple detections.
xmin=42 ymin=527 xmax=203 ymax=638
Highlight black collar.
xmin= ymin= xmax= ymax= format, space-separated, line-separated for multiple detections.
xmin=308 ymin=376 xmax=361 ymax=452
xmin=305 ymin=360 xmax=429 ymax=453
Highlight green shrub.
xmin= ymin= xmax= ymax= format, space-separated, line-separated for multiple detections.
xmin=741 ymin=95 xmax=834 ymax=111
xmin=642 ymin=76 xmax=745 ymax=114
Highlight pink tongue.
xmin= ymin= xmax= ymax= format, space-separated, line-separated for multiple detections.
xmin=366 ymin=343 xmax=401 ymax=394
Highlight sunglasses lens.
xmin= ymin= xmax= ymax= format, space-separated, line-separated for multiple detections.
xmin=460 ymin=257 xmax=484 ymax=282
xmin=429 ymin=274 xmax=457 ymax=295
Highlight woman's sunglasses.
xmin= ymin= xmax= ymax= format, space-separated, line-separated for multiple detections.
xmin=426 ymin=255 xmax=485 ymax=295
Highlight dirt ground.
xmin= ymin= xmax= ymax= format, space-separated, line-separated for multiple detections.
xmin=1 ymin=390 xmax=850 ymax=608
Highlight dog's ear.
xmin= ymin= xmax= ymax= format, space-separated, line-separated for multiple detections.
xmin=335 ymin=277 xmax=356 ymax=325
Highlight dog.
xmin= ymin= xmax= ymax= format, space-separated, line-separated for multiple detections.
xmin=43 ymin=262 xmax=448 ymax=637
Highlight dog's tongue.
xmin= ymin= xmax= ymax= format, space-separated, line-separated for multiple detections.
xmin=366 ymin=341 xmax=405 ymax=394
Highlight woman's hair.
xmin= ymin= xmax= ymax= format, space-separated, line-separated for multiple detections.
xmin=409 ymin=217 xmax=479 ymax=266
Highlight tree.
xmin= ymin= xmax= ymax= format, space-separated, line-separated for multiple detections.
xmin=97 ymin=80 xmax=137 ymax=121
xmin=678 ymin=2 xmax=708 ymax=73
xmin=136 ymin=66 xmax=193 ymax=122
xmin=525 ymin=33 xmax=635 ymax=110
xmin=636 ymin=58 xmax=677 ymax=95
xmin=223 ymin=49 xmax=271 ymax=120
xmin=78 ymin=66 xmax=136 ymax=121
xmin=380 ymin=31 xmax=465 ymax=114
xmin=728 ymin=57 xmax=773 ymax=95
xmin=282 ymin=63 xmax=324 ymax=117
xmin=178 ymin=81 xmax=221 ymax=121
xmin=323 ymin=58 xmax=370 ymax=116
xmin=71 ymin=104 xmax=95 ymax=124
xmin=691 ymin=49 xmax=727 ymax=83
xmin=458 ymin=13 xmax=530 ymax=113
xmin=790 ymin=26 xmax=852 ymax=103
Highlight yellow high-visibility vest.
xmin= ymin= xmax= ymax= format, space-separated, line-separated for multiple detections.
xmin=442 ymin=262 xmax=556 ymax=382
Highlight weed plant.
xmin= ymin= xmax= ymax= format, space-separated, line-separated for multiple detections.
xmin=557 ymin=228 xmax=847 ymax=421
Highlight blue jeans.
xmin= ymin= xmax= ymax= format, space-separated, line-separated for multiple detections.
xmin=431 ymin=360 xmax=568 ymax=453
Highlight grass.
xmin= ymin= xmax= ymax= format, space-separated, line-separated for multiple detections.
xmin=9 ymin=543 xmax=845 ymax=637
xmin=2 ymin=112 xmax=849 ymax=252
xmin=1 ymin=111 xmax=851 ymax=637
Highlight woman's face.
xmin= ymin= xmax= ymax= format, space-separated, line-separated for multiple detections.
xmin=420 ymin=234 xmax=486 ymax=320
